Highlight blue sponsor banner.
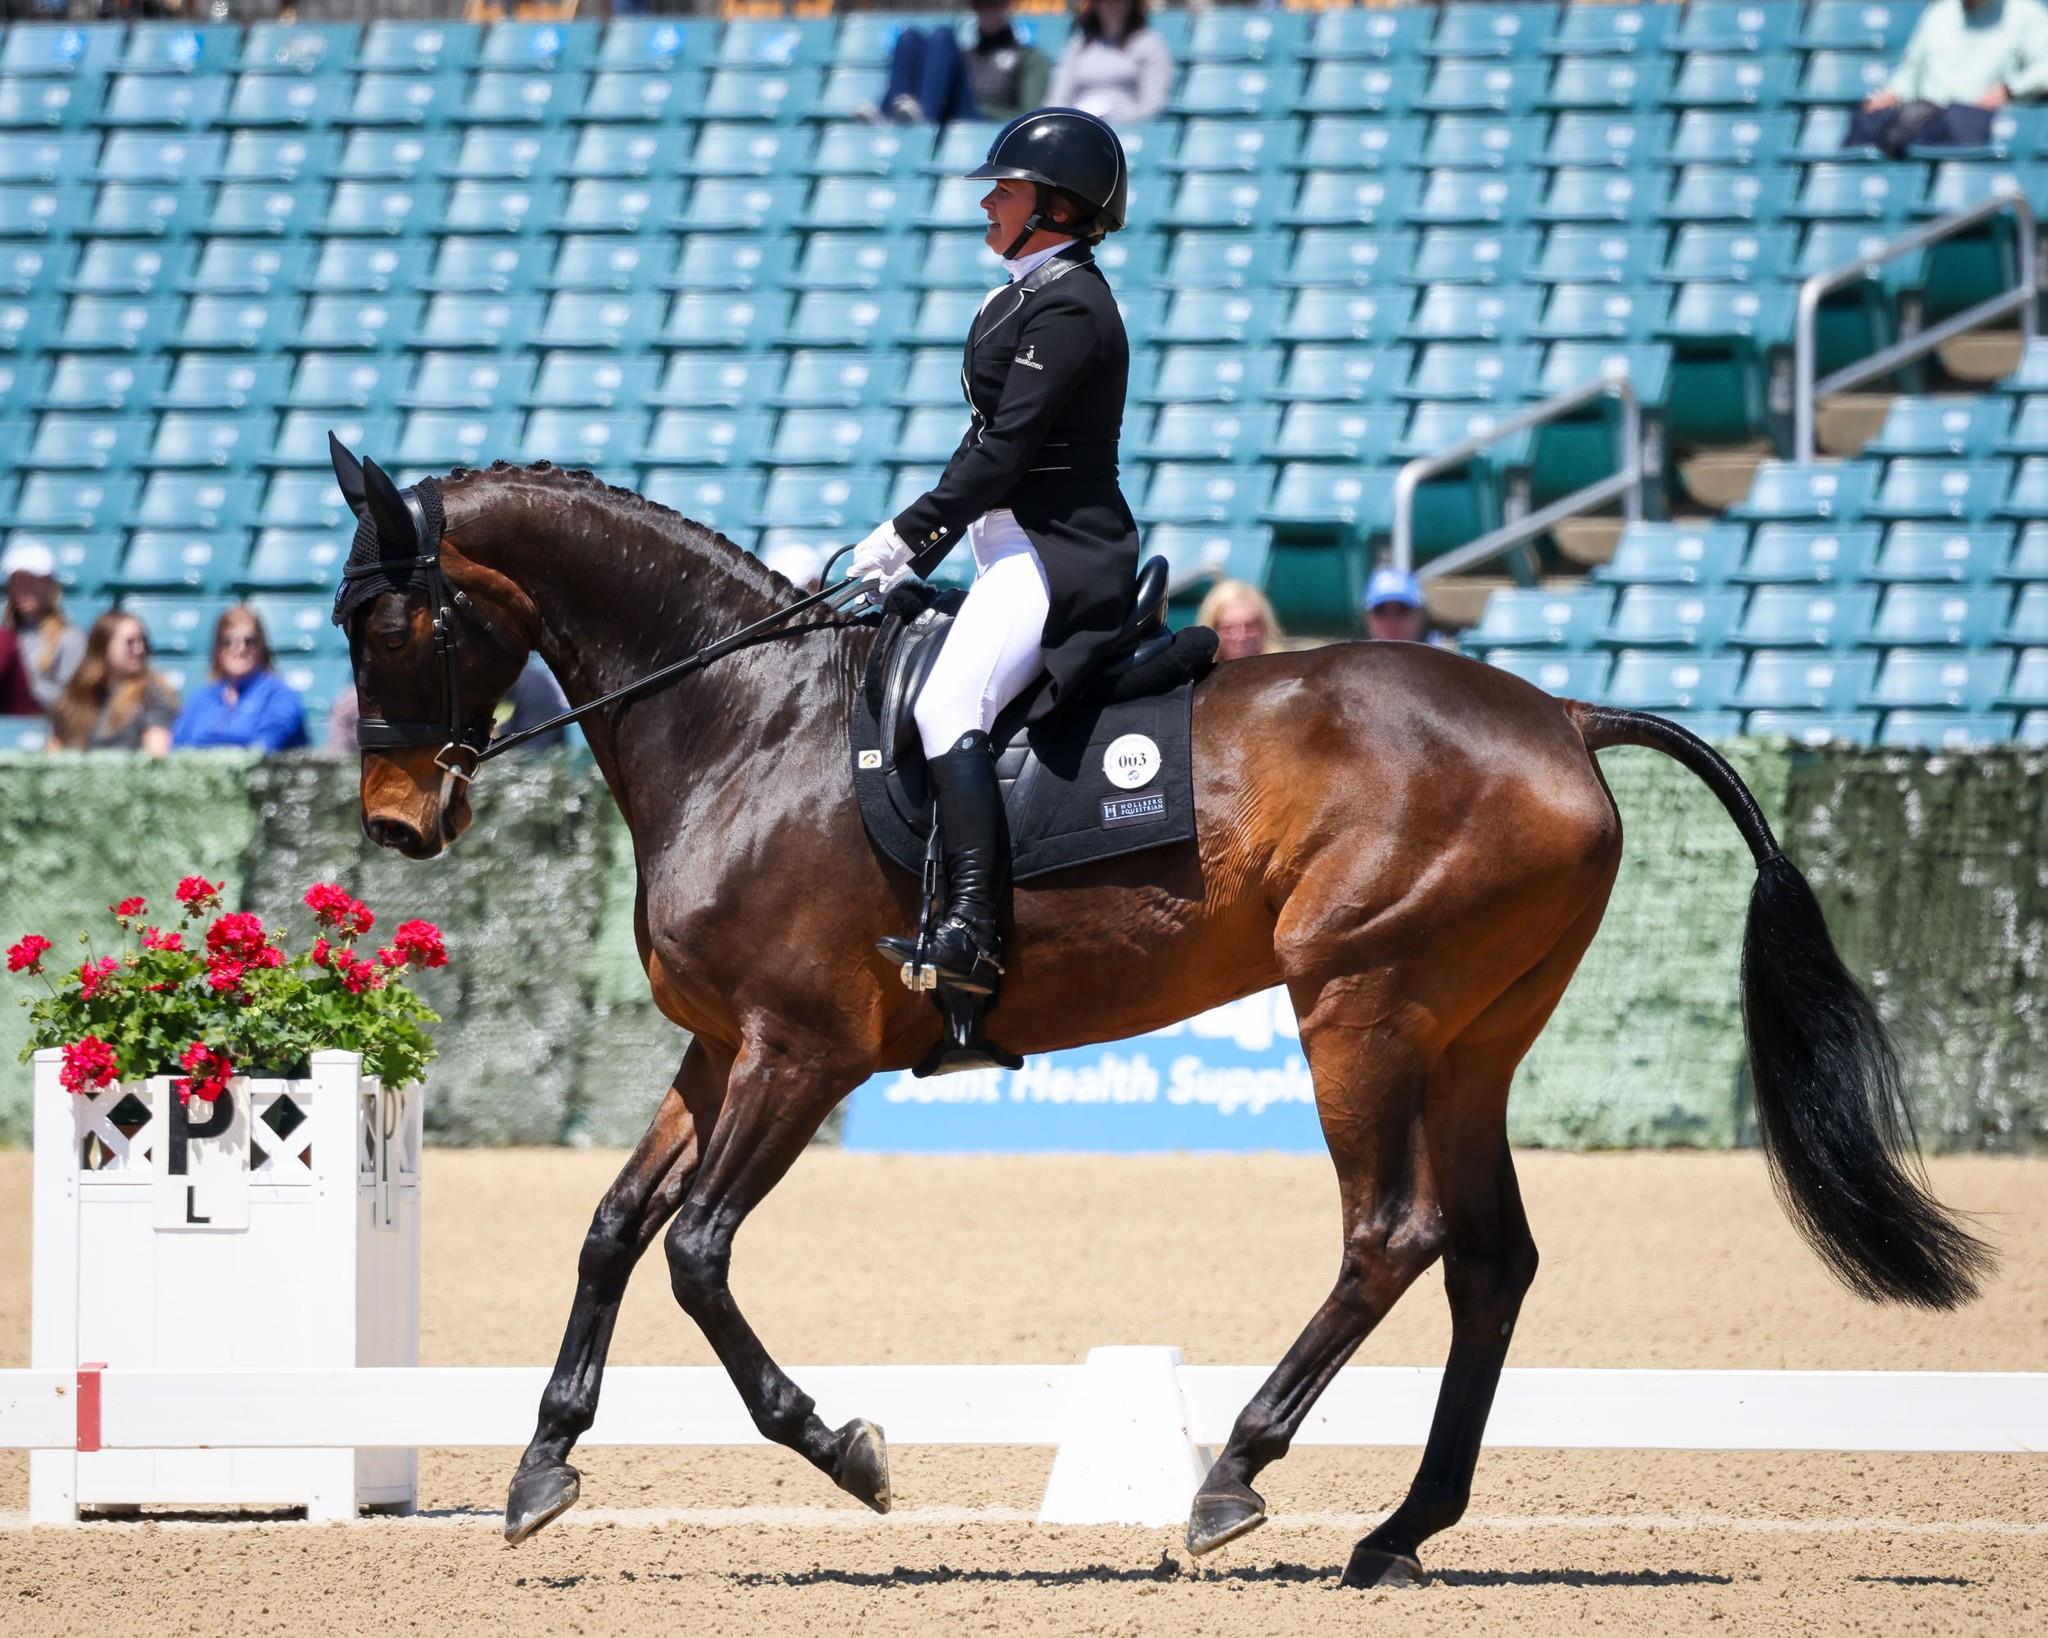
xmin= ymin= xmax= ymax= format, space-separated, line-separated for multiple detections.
xmin=841 ymin=988 xmax=1325 ymax=1153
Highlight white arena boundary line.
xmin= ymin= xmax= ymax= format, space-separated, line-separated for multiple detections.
xmin=3 ymin=1351 xmax=2043 ymax=1527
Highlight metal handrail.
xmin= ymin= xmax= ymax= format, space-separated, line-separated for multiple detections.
xmin=1391 ymin=369 xmax=1645 ymax=580
xmin=1793 ymin=187 xmax=2039 ymax=461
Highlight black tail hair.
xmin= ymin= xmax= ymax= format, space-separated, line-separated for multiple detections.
xmin=1575 ymin=705 xmax=1991 ymax=1309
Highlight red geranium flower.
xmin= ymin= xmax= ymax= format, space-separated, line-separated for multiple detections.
xmin=334 ymin=949 xmax=384 ymax=995
xmin=205 ymin=957 xmax=246 ymax=996
xmin=7 ymin=934 xmax=52 ymax=975
xmin=76 ymin=957 xmax=117 ymax=1001
xmin=59 ymin=1036 xmax=118 ymax=1094
xmin=172 ymin=1042 xmax=234 ymax=1104
xmin=140 ymin=926 xmax=184 ymax=953
xmin=111 ymin=896 xmax=147 ymax=923
xmin=392 ymin=920 xmax=447 ymax=969
xmin=175 ymin=876 xmax=224 ymax=914
xmin=205 ymin=911 xmax=270 ymax=964
xmin=304 ymin=883 xmax=374 ymax=936
xmin=377 ymin=945 xmax=405 ymax=969
xmin=310 ymin=936 xmax=332 ymax=968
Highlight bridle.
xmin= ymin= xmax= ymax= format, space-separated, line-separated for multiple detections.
xmin=341 ymin=478 xmax=873 ymax=808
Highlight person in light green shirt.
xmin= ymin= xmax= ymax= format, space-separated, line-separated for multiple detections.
xmin=1851 ymin=0 xmax=2048 ymax=149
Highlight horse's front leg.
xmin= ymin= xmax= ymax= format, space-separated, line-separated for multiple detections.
xmin=661 ymin=1033 xmax=888 ymax=1510
xmin=504 ymin=1040 xmax=729 ymax=1543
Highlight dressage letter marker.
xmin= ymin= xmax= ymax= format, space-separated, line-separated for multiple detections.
xmin=151 ymin=1087 xmax=250 ymax=1232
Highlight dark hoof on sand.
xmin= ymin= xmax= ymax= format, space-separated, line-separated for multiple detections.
xmin=1340 ymin=1545 xmax=1426 ymax=1589
xmin=503 ymin=1462 xmax=580 ymax=1545
xmin=1185 ymin=1485 xmax=1268 ymax=1557
xmin=832 ymin=1418 xmax=892 ymax=1514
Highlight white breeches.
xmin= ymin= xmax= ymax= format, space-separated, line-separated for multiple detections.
xmin=912 ymin=508 xmax=1051 ymax=759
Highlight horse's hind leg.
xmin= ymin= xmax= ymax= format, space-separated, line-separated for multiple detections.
xmin=1187 ymin=985 xmax=1447 ymax=1556
xmin=504 ymin=1040 xmax=726 ymax=1544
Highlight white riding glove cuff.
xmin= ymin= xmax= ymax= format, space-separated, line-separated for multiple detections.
xmin=850 ymin=522 xmax=915 ymax=593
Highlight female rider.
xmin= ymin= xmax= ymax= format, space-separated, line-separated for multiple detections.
xmin=851 ymin=108 xmax=1139 ymax=1001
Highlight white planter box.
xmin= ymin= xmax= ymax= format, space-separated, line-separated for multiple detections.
xmin=29 ymin=1048 xmax=422 ymax=1522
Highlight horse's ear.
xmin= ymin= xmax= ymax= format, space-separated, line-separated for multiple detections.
xmin=362 ymin=457 xmax=416 ymax=552
xmin=329 ymin=433 xmax=368 ymax=520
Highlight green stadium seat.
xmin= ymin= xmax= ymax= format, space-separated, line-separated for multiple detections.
xmin=1999 ymin=648 xmax=2048 ymax=705
xmin=1604 ymin=650 xmax=1743 ymax=710
xmin=128 ymin=473 xmax=259 ymax=532
xmin=114 ymin=531 xmax=240 ymax=594
xmin=1731 ymin=584 xmax=1879 ymax=646
xmin=1865 ymin=649 xmax=2011 ymax=711
xmin=1162 ymin=231 xmax=1290 ymax=291
xmin=1470 ymin=586 xmax=1615 ymax=649
xmin=1862 ymin=585 xmax=2007 ymax=645
xmin=1425 ymin=3 xmax=1556 ymax=58
xmin=751 ymin=468 xmax=887 ymax=529
xmin=598 ymin=19 xmax=715 ymax=72
xmin=579 ymin=70 xmax=702 ymax=125
xmin=224 ymin=75 xmax=349 ymax=129
xmin=568 ymin=125 xmax=666 ymax=180
xmin=283 ymin=353 xmax=406 ymax=413
xmin=207 ymin=181 xmax=317 ymax=237
xmin=1411 ymin=167 xmax=1533 ymax=226
xmin=1407 ymin=227 xmax=1537 ymax=286
xmin=240 ymin=528 xmax=346 ymax=591
xmin=26 ymin=413 xmax=144 ymax=471
xmin=144 ymin=412 xmax=262 ymax=470
xmin=294 ymin=294 xmax=421 ymax=352
xmin=1541 ymin=111 xmax=1654 ymax=168
xmin=424 ymin=236 xmax=553 ymax=294
xmin=304 ymin=240 xmax=428 ymax=297
xmin=1416 ymin=61 xmax=1548 ymax=115
xmin=158 ymin=355 xmax=281 ymax=412
xmin=1403 ymin=285 xmax=1542 ymax=343
xmin=1134 ymin=404 xmax=1281 ymax=464
xmin=90 ymin=183 xmax=203 ymax=239
xmin=1300 ymin=61 xmax=1419 ymax=117
xmin=399 ymin=352 xmax=532 ymax=411
xmin=1401 ymin=342 xmax=1542 ymax=401
xmin=344 ymin=73 xmax=459 ymax=129
xmin=1877 ymin=709 xmax=2018 ymax=747
xmin=175 ymin=295 xmax=299 ymax=353
xmin=2003 ymin=586 xmax=2048 ymax=643
xmin=1735 ymin=650 xmax=1878 ymax=711
xmin=1868 ymin=459 xmax=2012 ymax=522
xmin=1657 ymin=223 xmax=1798 ymax=282
xmin=1660 ymin=109 xmax=1794 ymax=166
xmin=262 ymin=410 xmax=398 ymax=470
xmin=59 ymin=295 xmax=175 ymax=355
xmin=215 ymin=132 xmax=337 ymax=184
xmin=116 ymin=593 xmax=236 ymax=654
xmin=96 ymin=74 xmax=227 ymax=129
xmin=259 ymin=470 xmax=355 ymax=532
xmin=411 ymin=293 xmax=540 ymax=352
xmin=1744 ymin=710 xmax=1878 ymax=744
xmin=525 ymin=353 xmax=660 ymax=411
xmin=1540 ymin=54 xmax=1672 ymax=110
xmin=1275 ymin=344 xmax=1409 ymax=403
xmin=642 ymin=468 xmax=766 ymax=531
xmin=1138 ymin=463 xmax=1274 ymax=526
xmin=701 ymin=68 xmax=821 ymax=124
xmin=1 ymin=473 xmax=139 ymax=533
xmin=359 ymin=22 xmax=478 ymax=74
xmin=63 ymin=239 xmax=186 ymax=297
xmin=806 ymin=122 xmax=925 ymax=176
xmin=1790 ymin=161 xmax=1917 ymax=222
xmin=1658 ymin=164 xmax=1798 ymax=222
xmin=520 ymin=410 xmax=646 ymax=469
xmin=1875 ymin=524 xmax=1998 ymax=589
xmin=636 ymin=408 xmax=772 ymax=467
xmin=1280 ymin=227 xmax=1417 ymax=288
xmin=1596 ymin=522 xmax=1746 ymax=587
xmin=396 ymin=410 xmax=520 ymax=470
xmin=1487 ymin=649 xmax=1612 ymax=696
xmin=1296 ymin=115 xmax=1426 ymax=173
xmin=1599 ymin=586 xmax=1745 ymax=648
xmin=1732 ymin=522 xmax=1880 ymax=584
xmin=1139 ymin=345 xmax=1281 ymax=405
xmin=1532 ymin=283 xmax=1661 ymax=342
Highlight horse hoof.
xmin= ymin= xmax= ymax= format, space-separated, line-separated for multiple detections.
xmin=503 ymin=1462 xmax=580 ymax=1545
xmin=1340 ymin=1544 xmax=1426 ymax=1589
xmin=1185 ymin=1485 xmax=1267 ymax=1557
xmin=832 ymin=1418 xmax=892 ymax=1514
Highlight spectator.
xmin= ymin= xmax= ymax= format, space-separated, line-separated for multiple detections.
xmin=2 ymin=540 xmax=87 ymax=714
xmin=1363 ymin=567 xmax=1452 ymax=647
xmin=873 ymin=0 xmax=1052 ymax=126
xmin=326 ymin=656 xmax=572 ymax=756
xmin=1048 ymin=0 xmax=1174 ymax=127
xmin=48 ymin=612 xmax=181 ymax=756
xmin=1849 ymin=0 xmax=2048 ymax=154
xmin=0 ymin=625 xmax=38 ymax=716
xmin=171 ymin=605 xmax=308 ymax=754
xmin=1196 ymin=579 xmax=1285 ymax=661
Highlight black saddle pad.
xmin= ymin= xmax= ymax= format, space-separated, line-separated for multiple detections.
xmin=850 ymin=608 xmax=1210 ymax=883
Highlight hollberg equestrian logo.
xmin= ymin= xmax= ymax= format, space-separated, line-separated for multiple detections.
xmin=1103 ymin=733 xmax=1160 ymax=790
xmin=1015 ymin=345 xmax=1044 ymax=370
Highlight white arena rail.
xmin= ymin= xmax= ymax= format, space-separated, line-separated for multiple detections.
xmin=5 ymin=1349 xmax=2044 ymax=1526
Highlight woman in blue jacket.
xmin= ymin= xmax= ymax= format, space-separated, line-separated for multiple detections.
xmin=170 ymin=606 xmax=307 ymax=754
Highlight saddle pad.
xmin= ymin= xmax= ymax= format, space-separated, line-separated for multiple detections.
xmin=850 ymin=668 xmax=1199 ymax=883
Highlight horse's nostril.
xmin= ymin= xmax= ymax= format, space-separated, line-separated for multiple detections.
xmin=366 ymin=816 xmax=425 ymax=855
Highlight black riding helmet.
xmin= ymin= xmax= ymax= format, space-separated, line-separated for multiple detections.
xmin=967 ymin=107 xmax=1129 ymax=258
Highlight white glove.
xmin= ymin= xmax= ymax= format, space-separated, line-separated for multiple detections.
xmin=850 ymin=521 xmax=914 ymax=593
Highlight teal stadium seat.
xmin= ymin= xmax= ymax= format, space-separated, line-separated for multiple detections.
xmin=60 ymin=296 xmax=175 ymax=354
xmin=527 ymin=353 xmax=661 ymax=411
xmin=1281 ymin=228 xmax=1415 ymax=288
xmin=397 ymin=410 xmax=521 ymax=469
xmin=1732 ymin=463 xmax=1883 ymax=523
xmin=263 ymin=410 xmax=399 ymax=470
xmin=1188 ymin=8 xmax=1306 ymax=62
xmin=1136 ymin=405 xmax=1282 ymax=464
xmin=892 ymin=348 xmax=965 ymax=407
xmin=28 ymin=414 xmax=147 ymax=472
xmin=1871 ymin=524 xmax=2007 ymax=583
xmin=1866 ymin=584 xmax=2010 ymax=645
xmin=1667 ymin=54 xmax=1801 ymax=109
xmin=128 ymin=473 xmax=259 ymax=532
xmin=1794 ymin=50 xmax=1892 ymax=106
xmin=1172 ymin=173 xmax=1291 ymax=231
xmin=236 ymin=22 xmax=360 ymax=75
xmin=1869 ymin=459 xmax=2012 ymax=522
xmin=2004 ymin=524 xmax=2048 ymax=576
xmin=807 ymin=122 xmax=931 ymax=177
xmin=2004 ymin=586 xmax=2048 ymax=643
xmin=322 ymin=179 xmax=444 ymax=237
xmin=701 ymin=69 xmax=822 ymax=124
xmin=1271 ymin=403 xmax=1406 ymax=463
xmin=444 ymin=179 xmax=559 ymax=236
xmin=1401 ymin=343 xmax=1543 ymax=401
xmin=548 ymin=237 xmax=661 ymax=293
xmin=1306 ymin=8 xmax=1433 ymax=61
xmin=241 ymin=529 xmax=346 ymax=592
xmin=65 ymin=240 xmax=189 ymax=297
xmin=0 ymin=294 xmax=58 ymax=353
xmin=306 ymin=240 xmax=428 ymax=297
xmin=359 ymin=22 xmax=479 ymax=74
xmin=1745 ymin=710 xmax=1879 ymax=744
xmin=294 ymin=294 xmax=421 ymax=352
xmin=1407 ymin=228 xmax=1535 ymax=285
xmin=1658 ymin=164 xmax=1799 ymax=223
xmin=0 ymin=133 xmax=99 ymax=185
xmin=1731 ymin=584 xmax=1879 ymax=646
xmin=335 ymin=130 xmax=451 ymax=181
xmin=145 ymin=412 xmax=263 ymax=470
xmin=1671 ymin=3 xmax=1802 ymax=56
xmin=457 ymin=72 xmax=577 ymax=128
xmin=244 ymin=593 xmax=343 ymax=657
xmin=1296 ymin=115 xmax=1426 ymax=173
xmin=1866 ymin=649 xmax=2010 ymax=711
xmin=1172 ymin=64 xmax=1298 ymax=119
xmin=0 ymin=23 xmax=123 ymax=78
xmin=1275 ymin=345 xmax=1409 ymax=403
xmin=569 ymin=125 xmax=667 ymax=180
xmin=787 ymin=233 xmax=916 ymax=293
xmin=683 ymin=177 xmax=807 ymax=233
xmin=1790 ymin=162 xmax=1917 ymax=222
xmin=481 ymin=22 xmax=595 ymax=73
xmin=1732 ymin=522 xmax=1881 ymax=584
xmin=520 ymin=410 xmax=646 ymax=469
xmin=1141 ymin=346 xmax=1281 ymax=405
xmin=718 ymin=18 xmax=834 ymax=70
xmin=1280 ymin=288 xmax=1410 ymax=345
xmin=1301 ymin=61 xmax=1419 ymax=117
xmin=1162 ymin=231 xmax=1289 ymax=290
xmin=1147 ymin=523 xmax=1274 ymax=605
xmin=207 ymin=182 xmax=317 ymax=237
xmin=641 ymin=469 xmax=766 ymax=536
xmin=412 ymin=294 xmax=540 ymax=352
xmin=1138 ymin=464 xmax=1274 ymax=526
xmin=1486 ymin=650 xmax=1612 ymax=696
xmin=774 ymin=350 xmax=898 ymax=409
xmin=116 ymin=594 xmax=236 ymax=655
xmin=1533 ymin=283 xmax=1660 ymax=341
xmin=1425 ymin=3 xmax=1556 ymax=58
xmin=751 ymin=469 xmax=888 ymax=529
xmin=1541 ymin=54 xmax=1671 ymax=110
xmin=1160 ymin=289 xmax=1277 ymax=345
xmin=1867 ymin=397 xmax=2011 ymax=458
xmin=1547 ymin=4 xmax=1675 ymax=55
xmin=1658 ymin=224 xmax=1798 ymax=282
xmin=260 ymin=470 xmax=356 ymax=532
xmin=1996 ymin=396 xmax=2048 ymax=454
xmin=216 ymin=132 xmax=337 ymax=184
xmin=176 ymin=296 xmax=300 ymax=353
xmin=1796 ymin=0 xmax=1916 ymax=52
xmin=1 ymin=473 xmax=140 ymax=533
xmin=224 ymin=75 xmax=350 ymax=129
xmin=1168 ymin=118 xmax=1299 ymax=173
xmin=284 ymin=352 xmax=407 ymax=412
xmin=537 ymin=292 xmax=663 ymax=351
xmin=1605 ymin=651 xmax=1743 ymax=710
xmin=637 ymin=409 xmax=771 ymax=466
xmin=1661 ymin=109 xmax=1794 ymax=166
xmin=1403 ymin=285 xmax=1542 ymax=343
xmin=598 ymin=19 xmax=716 ymax=72
xmin=426 ymin=236 xmax=553 ymax=294
xmin=0 ymin=78 xmax=100 ymax=133
xmin=782 ymin=290 xmax=898 ymax=348
xmin=1736 ymin=649 xmax=1879 ymax=712
xmin=684 ymin=121 xmax=809 ymax=178
xmin=1262 ymin=462 xmax=1396 ymax=542
xmin=1469 ymin=586 xmax=1615 ymax=649
xmin=344 ymin=74 xmax=461 ymax=128
xmin=90 ymin=183 xmax=203 ymax=239
xmin=1600 ymin=587 xmax=1746 ymax=648
xmin=158 ymin=356 xmax=281 ymax=412
xmin=802 ymin=176 xmax=919 ymax=232
xmin=1530 ymin=165 xmax=1654 ymax=226
xmin=97 ymin=75 xmax=227 ymax=129
xmin=648 ymin=352 xmax=783 ymax=409
xmin=1410 ymin=167 xmax=1532 ymax=227
xmin=770 ymin=408 xmax=895 ymax=467
xmin=1415 ymin=61 xmax=1548 ymax=116
xmin=1876 ymin=711 xmax=2017 ymax=748
xmin=2000 ymin=647 xmax=2048 ymax=706
xmin=115 ymin=532 xmax=239 ymax=594
xmin=400 ymin=352 xmax=533 ymax=411
xmin=1596 ymin=522 xmax=1746 ymax=586
xmin=1422 ymin=116 xmax=1545 ymax=171
xmin=446 ymin=130 xmax=556 ymax=183
xmin=1542 ymin=111 xmax=1653 ymax=167
xmin=580 ymin=71 xmax=701 ymax=125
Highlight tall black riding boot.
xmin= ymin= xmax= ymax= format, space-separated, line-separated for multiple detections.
xmin=877 ymin=731 xmax=1009 ymax=996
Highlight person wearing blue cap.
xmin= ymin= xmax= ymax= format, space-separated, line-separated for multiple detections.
xmin=1364 ymin=566 xmax=1437 ymax=644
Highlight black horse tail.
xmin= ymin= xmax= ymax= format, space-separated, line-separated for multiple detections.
xmin=1569 ymin=703 xmax=1991 ymax=1309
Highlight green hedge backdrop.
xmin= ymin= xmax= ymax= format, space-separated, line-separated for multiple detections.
xmin=1 ymin=747 xmax=2040 ymax=1152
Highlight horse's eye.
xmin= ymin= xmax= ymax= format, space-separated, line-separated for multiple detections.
xmin=381 ymin=632 xmax=407 ymax=652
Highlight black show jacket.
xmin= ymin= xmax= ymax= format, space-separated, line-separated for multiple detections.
xmin=892 ymin=243 xmax=1141 ymax=725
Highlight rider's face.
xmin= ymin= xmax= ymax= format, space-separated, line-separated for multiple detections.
xmin=982 ymin=179 xmax=1036 ymax=254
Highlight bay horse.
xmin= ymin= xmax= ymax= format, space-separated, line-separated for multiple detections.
xmin=334 ymin=451 xmax=1989 ymax=1588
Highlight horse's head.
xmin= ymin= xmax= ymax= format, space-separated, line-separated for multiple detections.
xmin=330 ymin=436 xmax=538 ymax=860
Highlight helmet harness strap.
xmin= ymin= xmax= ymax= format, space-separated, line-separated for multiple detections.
xmin=1002 ymin=183 xmax=1051 ymax=260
